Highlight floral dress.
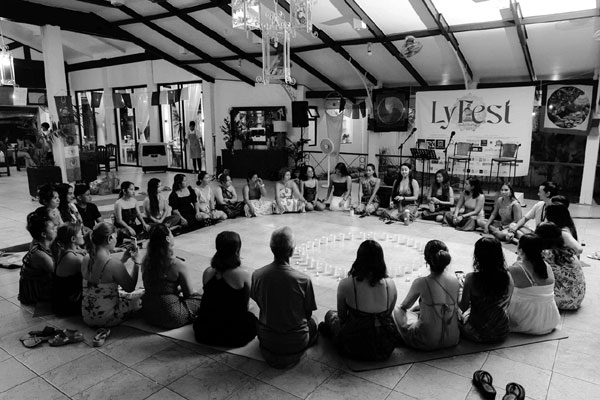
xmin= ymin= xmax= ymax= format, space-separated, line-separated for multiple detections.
xmin=543 ymin=248 xmax=586 ymax=310
xmin=275 ymin=183 xmax=304 ymax=213
xmin=244 ymin=185 xmax=274 ymax=217
xmin=82 ymin=258 xmax=143 ymax=328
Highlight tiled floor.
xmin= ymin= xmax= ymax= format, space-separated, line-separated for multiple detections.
xmin=1 ymin=167 xmax=599 ymax=400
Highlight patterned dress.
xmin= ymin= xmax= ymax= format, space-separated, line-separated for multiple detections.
xmin=142 ymin=264 xmax=202 ymax=329
xmin=543 ymin=248 xmax=586 ymax=310
xmin=82 ymin=258 xmax=143 ymax=328
xmin=275 ymin=184 xmax=304 ymax=213
xmin=244 ymin=185 xmax=274 ymax=217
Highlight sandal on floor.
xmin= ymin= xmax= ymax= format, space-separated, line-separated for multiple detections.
xmin=472 ymin=370 xmax=497 ymax=399
xmin=93 ymin=328 xmax=111 ymax=347
xmin=502 ymin=382 xmax=525 ymax=400
xmin=587 ymin=252 xmax=600 ymax=260
xmin=20 ymin=335 xmax=45 ymax=348
xmin=28 ymin=326 xmax=61 ymax=338
xmin=48 ymin=329 xmax=84 ymax=347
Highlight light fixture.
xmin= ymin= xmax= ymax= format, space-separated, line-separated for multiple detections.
xmin=238 ymin=58 xmax=242 ymax=68
xmin=0 ymin=22 xmax=15 ymax=86
xmin=367 ymin=42 xmax=372 ymax=56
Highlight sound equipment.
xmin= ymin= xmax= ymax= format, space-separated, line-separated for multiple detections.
xmin=292 ymin=101 xmax=309 ymax=127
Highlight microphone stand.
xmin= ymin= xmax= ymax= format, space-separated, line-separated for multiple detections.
xmin=398 ymin=128 xmax=417 ymax=165
xmin=444 ymin=131 xmax=456 ymax=171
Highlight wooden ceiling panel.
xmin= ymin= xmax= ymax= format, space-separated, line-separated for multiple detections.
xmin=354 ymin=0 xmax=427 ymax=35
xmin=297 ymin=49 xmax=369 ymax=90
xmin=312 ymin=0 xmax=374 ymax=41
xmin=433 ymin=0 xmax=509 ymax=26
xmin=154 ymin=18 xmax=236 ymax=58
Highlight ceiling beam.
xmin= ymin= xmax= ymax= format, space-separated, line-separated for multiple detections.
xmin=113 ymin=2 xmax=222 ymax=26
xmin=510 ymin=0 xmax=536 ymax=81
xmin=66 ymin=52 xmax=159 ymax=72
xmin=343 ymin=0 xmax=428 ymax=87
xmin=158 ymin=1 xmax=262 ymax=69
xmin=2 ymin=0 xmax=215 ymax=83
xmin=211 ymin=0 xmax=356 ymax=101
xmin=114 ymin=4 xmax=256 ymax=85
xmin=274 ymin=0 xmax=378 ymax=86
xmin=7 ymin=41 xmax=24 ymax=51
xmin=418 ymin=0 xmax=473 ymax=81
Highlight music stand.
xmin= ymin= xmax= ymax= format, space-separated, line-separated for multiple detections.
xmin=410 ymin=148 xmax=439 ymax=199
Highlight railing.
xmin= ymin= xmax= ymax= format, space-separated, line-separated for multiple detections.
xmin=303 ymin=151 xmax=368 ymax=177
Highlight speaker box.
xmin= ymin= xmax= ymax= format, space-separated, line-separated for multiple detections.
xmin=292 ymin=101 xmax=309 ymax=127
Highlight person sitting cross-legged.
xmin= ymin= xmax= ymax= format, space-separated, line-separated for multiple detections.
xmin=251 ymin=226 xmax=318 ymax=368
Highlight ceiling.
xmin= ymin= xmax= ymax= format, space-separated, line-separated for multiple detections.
xmin=1 ymin=0 xmax=599 ymax=98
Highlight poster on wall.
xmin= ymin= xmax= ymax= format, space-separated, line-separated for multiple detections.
xmin=415 ymin=86 xmax=535 ymax=177
xmin=373 ymin=89 xmax=409 ymax=132
xmin=541 ymin=84 xmax=597 ymax=135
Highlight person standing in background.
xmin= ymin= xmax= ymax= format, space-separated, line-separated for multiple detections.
xmin=185 ymin=121 xmax=204 ymax=173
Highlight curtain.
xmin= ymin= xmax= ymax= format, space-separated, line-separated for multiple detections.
xmin=183 ymin=84 xmax=203 ymax=168
xmin=132 ymin=92 xmax=149 ymax=143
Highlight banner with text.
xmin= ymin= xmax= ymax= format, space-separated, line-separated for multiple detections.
xmin=415 ymin=87 xmax=535 ymax=177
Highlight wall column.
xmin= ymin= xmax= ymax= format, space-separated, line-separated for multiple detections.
xmin=41 ymin=25 xmax=70 ymax=182
xmin=145 ymin=61 xmax=160 ymax=142
xmin=202 ymin=82 xmax=216 ymax=174
xmin=580 ymin=124 xmax=599 ymax=204
xmin=101 ymin=67 xmax=116 ymax=145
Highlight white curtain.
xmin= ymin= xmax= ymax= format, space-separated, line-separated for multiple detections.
xmin=132 ymin=92 xmax=149 ymax=143
xmin=183 ymin=84 xmax=203 ymax=168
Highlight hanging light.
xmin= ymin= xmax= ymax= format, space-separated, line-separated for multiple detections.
xmin=0 ymin=22 xmax=15 ymax=86
xmin=367 ymin=42 xmax=372 ymax=56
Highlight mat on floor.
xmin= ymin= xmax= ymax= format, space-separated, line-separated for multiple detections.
xmin=344 ymin=329 xmax=568 ymax=372
xmin=0 ymin=251 xmax=26 ymax=269
xmin=123 ymin=319 xmax=265 ymax=361
xmin=33 ymin=301 xmax=54 ymax=317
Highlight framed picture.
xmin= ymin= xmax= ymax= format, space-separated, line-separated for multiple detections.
xmin=541 ymin=83 xmax=597 ymax=135
xmin=372 ymin=88 xmax=409 ymax=132
xmin=230 ymin=106 xmax=286 ymax=146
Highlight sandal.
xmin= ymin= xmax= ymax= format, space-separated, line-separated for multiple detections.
xmin=472 ymin=370 xmax=497 ymax=399
xmin=28 ymin=326 xmax=61 ymax=338
xmin=587 ymin=252 xmax=600 ymax=261
xmin=502 ymin=382 xmax=525 ymax=400
xmin=19 ymin=326 xmax=61 ymax=348
xmin=93 ymin=328 xmax=111 ymax=347
xmin=48 ymin=329 xmax=85 ymax=347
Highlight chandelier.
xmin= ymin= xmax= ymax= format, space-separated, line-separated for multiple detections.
xmin=232 ymin=0 xmax=316 ymax=85
xmin=0 ymin=22 xmax=15 ymax=86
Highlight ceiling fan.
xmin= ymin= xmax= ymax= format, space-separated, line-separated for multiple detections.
xmin=399 ymin=36 xmax=423 ymax=58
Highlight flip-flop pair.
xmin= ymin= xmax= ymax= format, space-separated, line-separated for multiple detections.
xmin=472 ymin=370 xmax=525 ymax=400
xmin=19 ymin=326 xmax=61 ymax=348
xmin=48 ymin=329 xmax=85 ymax=347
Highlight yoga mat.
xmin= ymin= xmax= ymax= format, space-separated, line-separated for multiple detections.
xmin=344 ymin=329 xmax=569 ymax=372
xmin=123 ymin=319 xmax=265 ymax=362
xmin=33 ymin=301 xmax=54 ymax=317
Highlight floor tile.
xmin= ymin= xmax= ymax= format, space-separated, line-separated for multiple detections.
xmin=98 ymin=330 xmax=172 ymax=366
xmin=0 ymin=321 xmax=50 ymax=356
xmin=308 ymin=370 xmax=391 ymax=400
xmin=345 ymin=363 xmax=411 ymax=390
xmin=227 ymin=380 xmax=300 ymax=400
xmin=42 ymin=351 xmax=126 ymax=397
xmin=15 ymin=341 xmax=94 ymax=375
xmin=394 ymin=363 xmax=471 ymax=400
xmin=546 ymin=372 xmax=600 ymax=400
xmin=0 ymin=348 xmax=10 ymax=363
xmin=553 ymin=347 xmax=600 ymax=385
xmin=0 ymin=299 xmax=20 ymax=317
xmin=71 ymin=368 xmax=162 ymax=400
xmin=0 ymin=310 xmax=41 ymax=338
xmin=210 ymin=352 xmax=268 ymax=378
xmin=385 ymin=391 xmax=418 ymax=400
xmin=0 ymin=358 xmax=36 ymax=392
xmin=257 ymin=357 xmax=335 ymax=398
xmin=425 ymin=352 xmax=488 ymax=379
xmin=558 ymin=328 xmax=600 ymax=357
xmin=144 ymin=388 xmax=187 ymax=400
xmin=0 ymin=376 xmax=67 ymax=400
xmin=480 ymin=354 xmax=551 ymax=400
xmin=167 ymin=358 xmax=250 ymax=400
xmin=133 ymin=343 xmax=209 ymax=386
xmin=490 ymin=340 xmax=558 ymax=371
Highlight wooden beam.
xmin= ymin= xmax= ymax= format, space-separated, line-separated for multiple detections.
xmin=511 ymin=0 xmax=536 ymax=81
xmin=113 ymin=2 xmax=223 ymax=26
xmin=158 ymin=1 xmax=262 ymax=69
xmin=66 ymin=52 xmax=159 ymax=72
xmin=115 ymin=4 xmax=256 ymax=85
xmin=7 ymin=41 xmax=24 ymax=51
xmin=343 ymin=0 xmax=428 ymax=87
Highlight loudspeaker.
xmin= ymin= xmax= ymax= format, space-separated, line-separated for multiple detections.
xmin=292 ymin=101 xmax=309 ymax=127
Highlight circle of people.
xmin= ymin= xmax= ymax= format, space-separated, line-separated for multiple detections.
xmin=18 ymin=162 xmax=585 ymax=368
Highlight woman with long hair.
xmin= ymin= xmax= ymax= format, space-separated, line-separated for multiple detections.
xmin=215 ymin=172 xmax=245 ymax=218
xmin=242 ymin=171 xmax=274 ymax=217
xmin=274 ymin=167 xmax=306 ymax=214
xmin=320 ymin=240 xmax=398 ymax=360
xmin=459 ymin=237 xmax=514 ymax=343
xmin=544 ymin=204 xmax=582 ymax=255
xmin=478 ymin=183 xmax=522 ymax=242
xmin=381 ymin=162 xmax=420 ymax=225
xmin=141 ymin=224 xmax=202 ymax=329
xmin=168 ymin=173 xmax=202 ymax=230
xmin=443 ymin=178 xmax=485 ymax=231
xmin=300 ymin=165 xmax=326 ymax=212
xmin=114 ymin=181 xmax=148 ymax=242
xmin=52 ymin=222 xmax=86 ymax=316
xmin=508 ymin=234 xmax=560 ymax=334
xmin=81 ymin=223 xmax=143 ymax=328
xmin=536 ymin=222 xmax=585 ymax=310
xmin=326 ymin=162 xmax=352 ymax=211
xmin=143 ymin=178 xmax=181 ymax=229
xmin=56 ymin=183 xmax=82 ymax=225
xmin=355 ymin=163 xmax=381 ymax=217
xmin=194 ymin=231 xmax=257 ymax=347
xmin=195 ymin=171 xmax=227 ymax=223
xmin=421 ymin=169 xmax=454 ymax=222
xmin=18 ymin=211 xmax=57 ymax=305
xmin=393 ymin=240 xmax=460 ymax=350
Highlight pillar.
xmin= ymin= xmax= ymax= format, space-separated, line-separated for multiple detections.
xmin=202 ymin=82 xmax=216 ymax=174
xmin=101 ymin=67 xmax=115 ymax=145
xmin=145 ymin=61 xmax=160 ymax=142
xmin=580 ymin=124 xmax=599 ymax=204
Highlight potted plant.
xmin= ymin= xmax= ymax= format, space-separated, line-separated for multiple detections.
xmin=285 ymin=137 xmax=310 ymax=168
xmin=220 ymin=117 xmax=246 ymax=151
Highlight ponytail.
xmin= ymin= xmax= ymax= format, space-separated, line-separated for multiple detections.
xmin=424 ymin=240 xmax=451 ymax=274
xmin=519 ymin=234 xmax=548 ymax=279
